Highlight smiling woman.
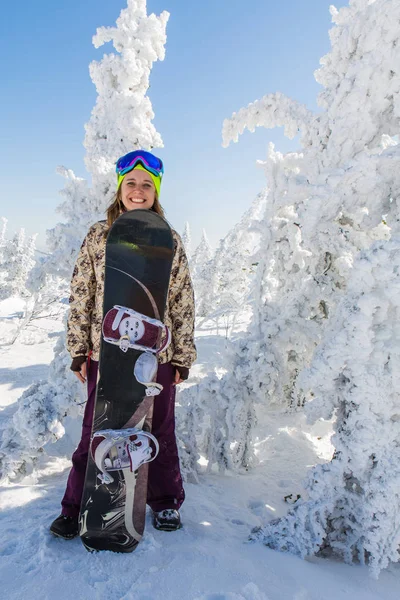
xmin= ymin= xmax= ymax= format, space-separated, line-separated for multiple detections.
xmin=106 ymin=153 xmax=166 ymax=226
xmin=49 ymin=148 xmax=197 ymax=539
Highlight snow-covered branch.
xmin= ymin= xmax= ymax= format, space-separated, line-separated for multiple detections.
xmin=222 ymin=93 xmax=313 ymax=148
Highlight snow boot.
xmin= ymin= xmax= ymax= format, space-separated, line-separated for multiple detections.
xmin=152 ymin=509 xmax=181 ymax=531
xmin=50 ymin=514 xmax=79 ymax=539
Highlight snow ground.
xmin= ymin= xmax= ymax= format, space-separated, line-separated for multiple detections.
xmin=0 ymin=316 xmax=399 ymax=600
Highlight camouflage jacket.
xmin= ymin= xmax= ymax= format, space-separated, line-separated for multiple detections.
xmin=66 ymin=220 xmax=197 ymax=368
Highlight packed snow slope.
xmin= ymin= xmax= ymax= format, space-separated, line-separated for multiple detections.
xmin=0 ymin=310 xmax=399 ymax=600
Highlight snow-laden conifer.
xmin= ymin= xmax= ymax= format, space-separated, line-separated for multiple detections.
xmin=178 ymin=0 xmax=400 ymax=566
xmin=176 ymin=192 xmax=266 ymax=475
xmin=0 ymin=218 xmax=9 ymax=293
xmin=190 ymin=230 xmax=214 ymax=318
xmin=0 ymin=217 xmax=7 ymax=255
xmin=252 ymin=238 xmax=400 ymax=577
xmin=84 ymin=0 xmax=168 ymax=206
xmin=217 ymin=0 xmax=400 ymax=576
xmin=0 ymin=228 xmax=36 ymax=300
xmin=181 ymin=222 xmax=192 ymax=260
xmin=220 ymin=0 xmax=398 ymax=409
xmin=0 ymin=0 xmax=169 ymax=481
xmin=202 ymin=191 xmax=266 ymax=334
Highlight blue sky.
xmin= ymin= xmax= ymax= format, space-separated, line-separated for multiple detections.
xmin=0 ymin=0 xmax=347 ymax=251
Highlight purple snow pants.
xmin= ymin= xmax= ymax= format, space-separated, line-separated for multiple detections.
xmin=61 ymin=359 xmax=185 ymax=518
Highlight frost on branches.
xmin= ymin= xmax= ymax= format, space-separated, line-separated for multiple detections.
xmin=0 ymin=217 xmax=9 ymax=293
xmin=177 ymin=362 xmax=259 ymax=480
xmin=190 ymin=229 xmax=214 ymax=319
xmin=0 ymin=223 xmax=36 ymax=301
xmin=85 ymin=0 xmax=168 ymax=205
xmin=32 ymin=0 xmax=169 ymax=286
xmin=221 ymin=0 xmax=399 ymax=410
xmin=252 ymin=239 xmax=400 ymax=577
xmin=202 ymin=191 xmax=266 ymax=333
xmin=220 ymin=0 xmax=400 ymax=577
xmin=176 ymin=193 xmax=266 ymax=476
xmin=0 ymin=0 xmax=169 ymax=481
xmin=0 ymin=220 xmax=43 ymax=345
xmin=181 ymin=222 xmax=192 ymax=260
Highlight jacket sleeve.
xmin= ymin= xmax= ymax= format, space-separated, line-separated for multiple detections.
xmin=168 ymin=232 xmax=197 ymax=369
xmin=66 ymin=228 xmax=96 ymax=358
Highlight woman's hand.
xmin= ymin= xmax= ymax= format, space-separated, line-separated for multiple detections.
xmin=70 ymin=356 xmax=88 ymax=384
xmin=74 ymin=361 xmax=87 ymax=384
xmin=173 ymin=366 xmax=189 ymax=386
xmin=174 ymin=369 xmax=183 ymax=385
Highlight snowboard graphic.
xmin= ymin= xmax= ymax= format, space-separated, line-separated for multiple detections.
xmin=79 ymin=210 xmax=174 ymax=553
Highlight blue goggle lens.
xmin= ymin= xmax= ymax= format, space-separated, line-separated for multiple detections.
xmin=116 ymin=150 xmax=164 ymax=177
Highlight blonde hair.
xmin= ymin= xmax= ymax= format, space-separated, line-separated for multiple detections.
xmin=106 ymin=185 xmax=165 ymax=228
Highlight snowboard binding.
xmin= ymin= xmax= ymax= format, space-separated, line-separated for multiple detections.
xmin=102 ymin=305 xmax=171 ymax=355
xmin=91 ymin=428 xmax=159 ymax=485
xmin=102 ymin=305 xmax=171 ymax=397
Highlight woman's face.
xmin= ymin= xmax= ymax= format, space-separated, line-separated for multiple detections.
xmin=120 ymin=169 xmax=156 ymax=211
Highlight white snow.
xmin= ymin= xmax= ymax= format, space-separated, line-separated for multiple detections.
xmin=0 ymin=312 xmax=399 ymax=600
xmin=1 ymin=0 xmax=400 ymax=596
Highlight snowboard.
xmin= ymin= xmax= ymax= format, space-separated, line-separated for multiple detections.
xmin=79 ymin=209 xmax=174 ymax=553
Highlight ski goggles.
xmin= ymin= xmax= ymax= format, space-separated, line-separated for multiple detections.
xmin=116 ymin=150 xmax=164 ymax=179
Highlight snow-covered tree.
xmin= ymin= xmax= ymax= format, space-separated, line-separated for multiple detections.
xmin=203 ymin=191 xmax=266 ymax=335
xmin=0 ymin=221 xmax=64 ymax=345
xmin=0 ymin=217 xmax=7 ymax=254
xmin=0 ymin=0 xmax=169 ymax=481
xmin=220 ymin=0 xmax=398 ymax=409
xmin=176 ymin=193 xmax=266 ymax=475
xmin=84 ymin=0 xmax=167 ymax=205
xmin=252 ymin=238 xmax=400 ymax=577
xmin=0 ymin=217 xmax=9 ymax=292
xmin=217 ymin=0 xmax=400 ymax=577
xmin=30 ymin=0 xmax=169 ymax=286
xmin=0 ymin=227 xmax=36 ymax=300
xmin=177 ymin=344 xmax=259 ymax=477
xmin=181 ymin=222 xmax=192 ymax=260
xmin=191 ymin=229 xmax=213 ymax=277
xmin=190 ymin=229 xmax=214 ymax=318
xmin=178 ymin=0 xmax=400 ymax=573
